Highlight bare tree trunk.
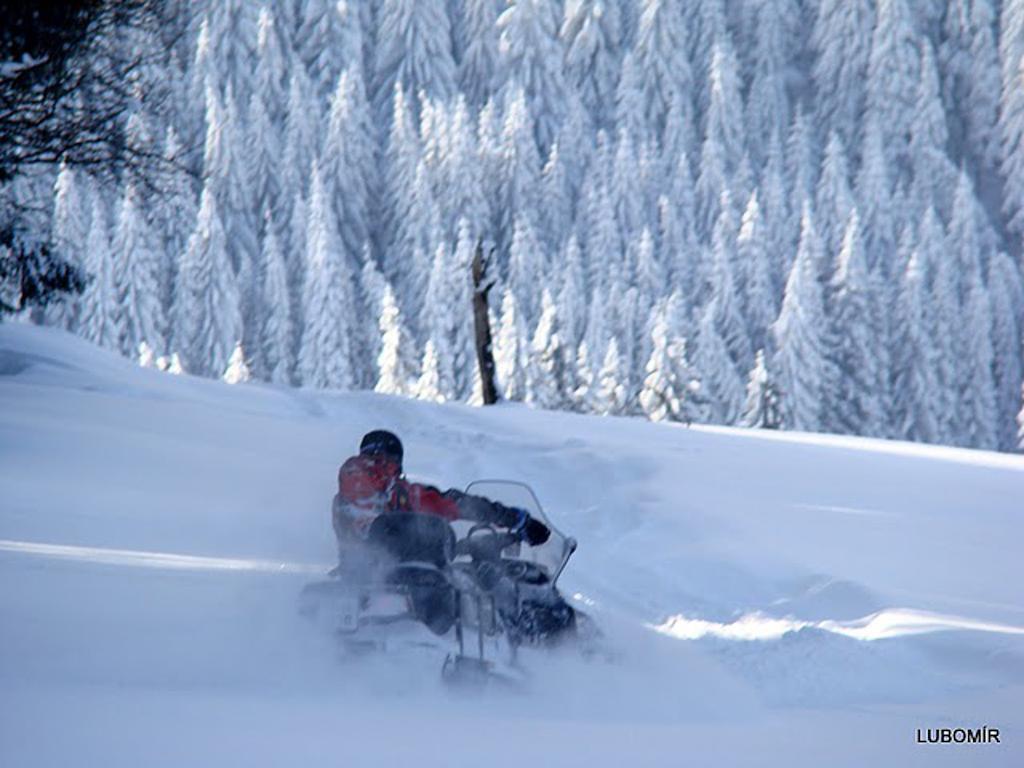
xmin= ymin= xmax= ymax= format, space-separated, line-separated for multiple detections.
xmin=471 ymin=241 xmax=499 ymax=405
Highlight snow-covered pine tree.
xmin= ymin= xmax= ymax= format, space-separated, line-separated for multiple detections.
xmin=639 ymin=300 xmax=701 ymax=423
xmin=382 ymin=85 xmax=421 ymax=274
xmin=78 ymin=197 xmax=121 ymax=351
xmin=705 ymin=32 xmax=745 ymax=185
xmin=561 ymin=0 xmax=622 ymax=129
xmin=760 ymin=129 xmax=793 ymax=291
xmin=376 ymin=281 xmax=418 ymax=397
xmin=811 ymin=0 xmax=874 ymax=150
xmin=1018 ymin=383 xmax=1024 ymax=451
xmin=322 ymin=65 xmax=374 ymax=261
xmin=815 ymin=131 xmax=854 ymax=262
xmin=659 ymin=152 xmax=700 ymax=303
xmin=394 ymin=161 xmax=443 ymax=329
xmin=691 ymin=0 xmax=725 ymax=113
xmin=736 ymin=192 xmax=776 ymax=354
xmin=695 ymin=297 xmax=744 ymax=425
xmin=527 ymin=288 xmax=567 ymax=409
xmin=203 ymin=85 xmax=259 ymax=369
xmin=635 ymin=0 xmax=692 ymax=143
xmin=46 ymin=161 xmax=91 ymax=330
xmin=254 ymin=5 xmax=289 ymax=127
xmin=151 ymin=127 xmax=197 ymax=317
xmin=910 ymin=41 xmax=958 ymax=222
xmin=286 ymin=187 xmax=308 ymax=327
xmin=449 ymin=219 xmax=481 ymax=399
xmin=281 ymin=66 xmax=320 ymax=215
xmin=557 ymin=234 xmax=586 ymax=352
xmin=639 ymin=302 xmax=679 ymax=422
xmin=613 ymin=52 xmax=646 ymax=153
xmin=919 ymin=208 xmax=959 ymax=444
xmin=634 ymin=227 xmax=663 ymax=310
xmin=420 ymin=242 xmax=459 ymax=401
xmin=552 ymin=88 xmax=591 ymax=201
xmin=695 ymin=126 xmax=727 ymax=241
xmin=571 ymin=339 xmax=594 ymax=412
xmin=539 ymin=142 xmax=572 ymax=251
xmin=580 ymin=151 xmax=620 ymax=299
xmin=415 ymin=339 xmax=445 ymax=402
xmin=507 ymin=212 xmax=544 ymax=326
xmin=987 ymin=253 xmax=1024 ymax=450
xmin=297 ymin=167 xmax=355 ymax=389
xmin=459 ymin=0 xmax=502 ymax=107
xmin=494 ymin=288 xmax=529 ymax=401
xmin=296 ymin=0 xmax=358 ymax=100
xmin=947 ymin=169 xmax=994 ymax=306
xmin=591 ymin=337 xmax=627 ymax=416
xmin=742 ymin=349 xmax=783 ymax=429
xmin=374 ymin=0 xmax=456 ymax=119
xmin=746 ymin=0 xmax=792 ymax=168
xmin=496 ymin=0 xmax=568 ymax=153
xmin=771 ymin=203 xmax=836 ymax=433
xmin=708 ymin=193 xmax=752 ymax=373
xmin=942 ymin=0 xmax=1000 ymax=171
xmin=206 ymin=0 xmax=258 ymax=105
xmin=113 ymin=183 xmax=165 ymax=358
xmin=940 ymin=0 xmax=973 ymax=141
xmin=246 ymin=88 xmax=282 ymax=248
xmin=438 ymin=98 xmax=489 ymax=248
xmin=611 ymin=127 xmax=644 ymax=249
xmin=174 ymin=183 xmax=241 ymax=377
xmin=260 ymin=211 xmax=292 ymax=386
xmin=855 ymin=118 xmax=895 ymax=273
xmin=354 ymin=253 xmax=386 ymax=389
xmin=894 ymin=244 xmax=940 ymax=444
xmin=1001 ymin=0 xmax=1024 ymax=98
xmin=962 ymin=269 xmax=999 ymax=449
xmin=966 ymin=0 xmax=1001 ymax=172
xmin=165 ymin=353 xmax=185 ymax=375
xmin=786 ymin=109 xmax=819 ymax=220
xmin=829 ymin=209 xmax=884 ymax=436
xmin=185 ymin=17 xmax=215 ymax=167
xmin=498 ymin=88 xmax=542 ymax=256
xmin=223 ymin=342 xmax=252 ymax=384
xmin=615 ymin=285 xmax=644 ymax=409
xmin=865 ymin=0 xmax=919 ymax=184
xmin=138 ymin=341 xmax=156 ymax=368
xmin=1001 ymin=54 xmax=1024 ymax=237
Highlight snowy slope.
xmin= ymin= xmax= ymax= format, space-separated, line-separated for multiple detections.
xmin=1 ymin=324 xmax=1022 ymax=767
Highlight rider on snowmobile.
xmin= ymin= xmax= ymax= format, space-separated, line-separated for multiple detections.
xmin=332 ymin=429 xmax=550 ymax=560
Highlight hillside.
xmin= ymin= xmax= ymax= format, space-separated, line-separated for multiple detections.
xmin=1 ymin=323 xmax=1022 ymax=767
xmin=8 ymin=0 xmax=1024 ymax=452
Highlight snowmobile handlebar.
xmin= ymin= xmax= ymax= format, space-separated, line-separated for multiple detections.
xmin=454 ymin=523 xmax=522 ymax=561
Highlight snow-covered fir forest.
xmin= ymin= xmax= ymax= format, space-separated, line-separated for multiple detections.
xmin=7 ymin=0 xmax=1024 ymax=452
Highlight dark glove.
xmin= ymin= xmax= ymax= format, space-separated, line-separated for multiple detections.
xmin=511 ymin=509 xmax=550 ymax=546
xmin=523 ymin=517 xmax=551 ymax=546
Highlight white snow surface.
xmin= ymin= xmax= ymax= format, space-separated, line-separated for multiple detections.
xmin=1 ymin=325 xmax=1022 ymax=767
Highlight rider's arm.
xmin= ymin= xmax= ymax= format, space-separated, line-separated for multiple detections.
xmin=400 ymin=481 xmax=461 ymax=521
xmin=442 ymin=488 xmax=517 ymax=526
xmin=444 ymin=490 xmax=551 ymax=545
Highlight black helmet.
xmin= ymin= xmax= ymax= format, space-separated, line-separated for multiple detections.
xmin=359 ymin=429 xmax=403 ymax=465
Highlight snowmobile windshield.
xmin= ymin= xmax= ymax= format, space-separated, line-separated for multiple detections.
xmin=461 ymin=480 xmax=576 ymax=585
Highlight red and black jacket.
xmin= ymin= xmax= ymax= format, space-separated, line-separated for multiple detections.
xmin=334 ymin=454 xmax=519 ymax=540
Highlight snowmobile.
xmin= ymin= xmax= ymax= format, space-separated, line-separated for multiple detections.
xmin=299 ymin=480 xmax=582 ymax=686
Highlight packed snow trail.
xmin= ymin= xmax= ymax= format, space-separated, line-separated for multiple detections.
xmin=1 ymin=325 xmax=1022 ymax=767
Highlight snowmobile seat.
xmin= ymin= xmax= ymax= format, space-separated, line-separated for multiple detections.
xmin=365 ymin=514 xmax=459 ymax=635
xmin=384 ymin=564 xmax=457 ymax=635
xmin=366 ymin=512 xmax=456 ymax=569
